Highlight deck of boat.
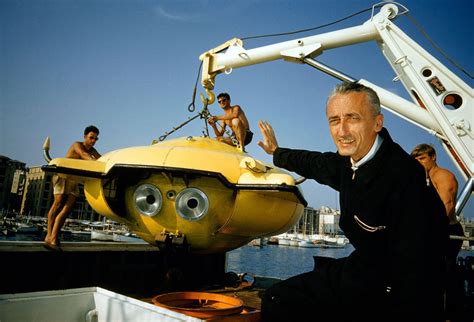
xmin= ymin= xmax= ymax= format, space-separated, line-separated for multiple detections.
xmin=0 ymin=240 xmax=226 ymax=297
xmin=0 ymin=240 xmax=274 ymax=321
xmin=0 ymin=240 xmax=153 ymax=252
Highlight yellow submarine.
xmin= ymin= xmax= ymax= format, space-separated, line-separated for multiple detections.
xmin=42 ymin=136 xmax=306 ymax=253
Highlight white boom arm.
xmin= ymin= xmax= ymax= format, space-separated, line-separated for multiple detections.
xmin=200 ymin=4 xmax=474 ymax=178
xmin=199 ymin=3 xmax=473 ymax=211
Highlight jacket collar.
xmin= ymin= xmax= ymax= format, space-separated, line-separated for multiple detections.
xmin=349 ymin=128 xmax=393 ymax=183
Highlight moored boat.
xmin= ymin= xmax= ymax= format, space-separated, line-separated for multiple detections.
xmin=277 ymin=239 xmax=290 ymax=246
xmin=267 ymin=237 xmax=279 ymax=245
xmin=14 ymin=223 xmax=41 ymax=234
xmin=298 ymin=239 xmax=318 ymax=248
xmin=248 ymin=237 xmax=264 ymax=247
xmin=289 ymin=238 xmax=300 ymax=247
xmin=113 ymin=232 xmax=145 ymax=243
xmin=91 ymin=230 xmax=114 ymax=241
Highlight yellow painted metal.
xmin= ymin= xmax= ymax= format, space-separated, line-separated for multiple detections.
xmin=47 ymin=158 xmax=106 ymax=184
xmin=217 ymin=190 xmax=304 ymax=237
xmin=83 ymin=180 xmax=124 ymax=222
xmin=100 ymin=137 xmax=245 ymax=183
xmin=123 ymin=174 xmax=237 ymax=252
xmin=48 ymin=158 xmax=106 ymax=174
xmin=53 ymin=136 xmax=305 ymax=253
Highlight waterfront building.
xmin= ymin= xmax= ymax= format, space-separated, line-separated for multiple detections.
xmin=292 ymin=206 xmax=343 ymax=237
xmin=462 ymin=220 xmax=474 ymax=249
xmin=0 ymin=155 xmax=26 ymax=215
xmin=301 ymin=206 xmax=318 ymax=236
xmin=20 ymin=166 xmax=98 ymax=221
xmin=318 ymin=206 xmax=343 ymax=235
xmin=21 ymin=166 xmax=53 ymax=218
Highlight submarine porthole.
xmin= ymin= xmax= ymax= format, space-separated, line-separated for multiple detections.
xmin=175 ymin=188 xmax=209 ymax=221
xmin=133 ymin=184 xmax=163 ymax=217
xmin=146 ymin=195 xmax=156 ymax=204
xmin=166 ymin=190 xmax=176 ymax=200
xmin=187 ymin=198 xmax=198 ymax=209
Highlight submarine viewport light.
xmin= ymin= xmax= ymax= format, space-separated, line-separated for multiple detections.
xmin=175 ymin=188 xmax=209 ymax=221
xmin=133 ymin=184 xmax=163 ymax=217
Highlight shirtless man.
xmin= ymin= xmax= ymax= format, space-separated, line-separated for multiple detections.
xmin=44 ymin=125 xmax=101 ymax=250
xmin=411 ymin=144 xmax=459 ymax=224
xmin=411 ymin=143 xmax=464 ymax=320
xmin=208 ymin=93 xmax=253 ymax=151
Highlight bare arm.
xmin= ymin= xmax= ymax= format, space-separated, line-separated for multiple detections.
xmin=68 ymin=142 xmax=99 ymax=160
xmin=89 ymin=148 xmax=101 ymax=159
xmin=257 ymin=120 xmax=279 ymax=155
xmin=208 ymin=118 xmax=226 ymax=137
xmin=218 ymin=105 xmax=242 ymax=121
xmin=431 ymin=169 xmax=458 ymax=216
xmin=209 ymin=105 xmax=242 ymax=123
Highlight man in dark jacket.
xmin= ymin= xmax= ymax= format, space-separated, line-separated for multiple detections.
xmin=257 ymin=82 xmax=448 ymax=322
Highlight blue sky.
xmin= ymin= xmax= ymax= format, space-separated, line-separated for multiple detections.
xmin=1 ymin=0 xmax=472 ymax=216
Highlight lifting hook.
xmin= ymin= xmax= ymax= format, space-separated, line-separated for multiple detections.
xmin=201 ymin=88 xmax=215 ymax=105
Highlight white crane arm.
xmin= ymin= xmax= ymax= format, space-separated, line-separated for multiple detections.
xmin=199 ymin=3 xmax=473 ymax=212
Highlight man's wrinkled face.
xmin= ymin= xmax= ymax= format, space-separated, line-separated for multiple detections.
xmin=326 ymin=92 xmax=383 ymax=161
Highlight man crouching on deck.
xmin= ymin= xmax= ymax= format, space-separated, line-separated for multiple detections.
xmin=257 ymin=82 xmax=448 ymax=322
xmin=208 ymin=92 xmax=253 ymax=152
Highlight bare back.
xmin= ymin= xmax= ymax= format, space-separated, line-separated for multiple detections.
xmin=429 ymin=166 xmax=458 ymax=223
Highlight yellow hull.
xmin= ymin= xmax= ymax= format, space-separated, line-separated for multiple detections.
xmin=43 ymin=137 xmax=306 ymax=253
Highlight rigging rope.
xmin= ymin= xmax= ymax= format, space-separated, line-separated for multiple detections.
xmin=158 ymin=58 xmax=236 ymax=142
xmin=188 ymin=60 xmax=203 ymax=113
xmin=158 ymin=98 xmax=211 ymax=142
xmin=240 ymin=5 xmax=382 ymax=41
xmin=239 ymin=3 xmax=471 ymax=79
xmin=158 ymin=61 xmax=209 ymax=142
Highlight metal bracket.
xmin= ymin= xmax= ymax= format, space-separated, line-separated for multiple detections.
xmin=199 ymin=38 xmax=243 ymax=104
xmin=281 ymin=43 xmax=323 ymax=63
xmin=155 ymin=230 xmax=188 ymax=251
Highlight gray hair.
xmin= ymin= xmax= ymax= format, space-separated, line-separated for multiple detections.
xmin=327 ymin=82 xmax=381 ymax=116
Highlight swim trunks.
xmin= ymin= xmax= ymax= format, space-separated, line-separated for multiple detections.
xmin=244 ymin=130 xmax=253 ymax=146
xmin=53 ymin=175 xmax=80 ymax=197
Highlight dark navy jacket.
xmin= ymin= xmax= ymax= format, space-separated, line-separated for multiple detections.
xmin=273 ymin=128 xmax=448 ymax=319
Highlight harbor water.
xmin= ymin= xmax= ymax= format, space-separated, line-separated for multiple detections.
xmin=227 ymin=244 xmax=474 ymax=279
xmin=227 ymin=243 xmax=354 ymax=279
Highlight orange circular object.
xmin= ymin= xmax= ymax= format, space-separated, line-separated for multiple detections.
xmin=152 ymin=291 xmax=244 ymax=318
xmin=444 ymin=95 xmax=455 ymax=105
